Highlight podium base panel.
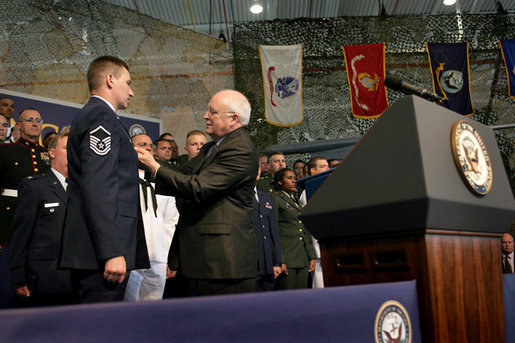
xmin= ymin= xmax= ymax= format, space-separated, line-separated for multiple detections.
xmin=320 ymin=230 xmax=504 ymax=343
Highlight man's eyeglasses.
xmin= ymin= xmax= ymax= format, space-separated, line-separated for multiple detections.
xmin=20 ymin=117 xmax=43 ymax=124
xmin=207 ymin=108 xmax=235 ymax=118
xmin=134 ymin=142 xmax=156 ymax=150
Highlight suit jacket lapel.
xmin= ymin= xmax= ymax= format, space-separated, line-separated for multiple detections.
xmin=48 ymin=170 xmax=68 ymax=203
xmin=192 ymin=141 xmax=217 ymax=174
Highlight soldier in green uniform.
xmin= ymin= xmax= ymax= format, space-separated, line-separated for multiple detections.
xmin=271 ymin=168 xmax=315 ymax=290
xmin=0 ymin=108 xmax=49 ymax=308
xmin=257 ymin=151 xmax=286 ymax=193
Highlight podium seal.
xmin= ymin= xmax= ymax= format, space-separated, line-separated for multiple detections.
xmin=129 ymin=123 xmax=146 ymax=138
xmin=375 ymin=300 xmax=411 ymax=343
xmin=451 ymin=120 xmax=493 ymax=195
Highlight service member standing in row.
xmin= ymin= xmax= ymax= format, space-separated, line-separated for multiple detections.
xmin=9 ymin=127 xmax=76 ymax=307
xmin=0 ymin=108 xmax=49 ymax=308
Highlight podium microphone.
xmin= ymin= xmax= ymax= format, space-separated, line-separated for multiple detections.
xmin=385 ymin=75 xmax=445 ymax=104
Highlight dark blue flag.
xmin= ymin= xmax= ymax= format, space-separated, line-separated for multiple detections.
xmin=499 ymin=39 xmax=515 ymax=99
xmin=426 ymin=42 xmax=474 ymax=116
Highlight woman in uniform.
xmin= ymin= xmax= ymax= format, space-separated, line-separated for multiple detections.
xmin=272 ymin=168 xmax=316 ymax=289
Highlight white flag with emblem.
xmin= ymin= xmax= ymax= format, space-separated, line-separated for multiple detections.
xmin=259 ymin=44 xmax=303 ymax=127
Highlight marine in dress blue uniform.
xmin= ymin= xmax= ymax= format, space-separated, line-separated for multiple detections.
xmin=0 ymin=108 xmax=49 ymax=308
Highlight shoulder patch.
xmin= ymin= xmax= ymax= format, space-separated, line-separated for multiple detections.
xmin=90 ymin=125 xmax=111 ymax=156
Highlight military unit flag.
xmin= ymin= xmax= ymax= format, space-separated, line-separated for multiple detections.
xmin=259 ymin=44 xmax=303 ymax=127
xmin=342 ymin=43 xmax=389 ymax=118
xmin=499 ymin=39 xmax=515 ymax=99
xmin=426 ymin=42 xmax=474 ymax=116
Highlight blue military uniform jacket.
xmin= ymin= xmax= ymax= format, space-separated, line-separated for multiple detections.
xmin=9 ymin=170 xmax=71 ymax=294
xmin=253 ymin=188 xmax=282 ymax=276
xmin=60 ymin=97 xmax=149 ymax=271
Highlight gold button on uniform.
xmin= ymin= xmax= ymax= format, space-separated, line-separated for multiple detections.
xmin=33 ymin=161 xmax=37 ymax=165
xmin=6 ymin=207 xmax=10 ymax=211
xmin=14 ymin=162 xmax=18 ymax=166
xmin=34 ymin=168 xmax=38 ymax=172
xmin=31 ymin=149 xmax=35 ymax=152
xmin=299 ymin=237 xmax=303 ymax=240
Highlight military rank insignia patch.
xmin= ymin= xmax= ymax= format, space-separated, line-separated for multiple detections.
xmin=90 ymin=125 xmax=111 ymax=156
xmin=375 ymin=300 xmax=412 ymax=343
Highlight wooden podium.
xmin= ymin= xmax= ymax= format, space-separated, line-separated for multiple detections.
xmin=300 ymin=96 xmax=515 ymax=343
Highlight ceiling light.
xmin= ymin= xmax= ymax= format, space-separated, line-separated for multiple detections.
xmin=443 ymin=0 xmax=456 ymax=5
xmin=250 ymin=1 xmax=263 ymax=14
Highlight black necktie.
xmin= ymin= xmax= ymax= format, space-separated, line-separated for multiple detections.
xmin=139 ymin=178 xmax=158 ymax=216
xmin=505 ymin=255 xmax=513 ymax=273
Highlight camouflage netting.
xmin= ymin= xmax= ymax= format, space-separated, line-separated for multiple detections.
xmin=0 ymin=0 xmax=234 ymax=149
xmin=233 ymin=14 xmax=515 ymax=192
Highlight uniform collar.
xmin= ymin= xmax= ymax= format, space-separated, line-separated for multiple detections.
xmin=17 ymin=137 xmax=42 ymax=149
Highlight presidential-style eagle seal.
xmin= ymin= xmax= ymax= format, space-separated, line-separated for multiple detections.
xmin=375 ymin=300 xmax=412 ymax=343
xmin=451 ymin=120 xmax=493 ymax=195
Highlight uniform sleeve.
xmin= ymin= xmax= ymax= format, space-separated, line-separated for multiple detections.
xmin=9 ymin=178 xmax=38 ymax=286
xmin=162 ymin=196 xmax=179 ymax=251
xmin=268 ymin=196 xmax=283 ymax=266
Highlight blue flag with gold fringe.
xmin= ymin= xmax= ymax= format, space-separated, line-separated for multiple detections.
xmin=499 ymin=39 xmax=515 ymax=99
xmin=426 ymin=42 xmax=474 ymax=116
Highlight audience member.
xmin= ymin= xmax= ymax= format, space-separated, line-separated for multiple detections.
xmin=328 ymin=159 xmax=340 ymax=168
xmin=271 ymin=168 xmax=315 ymax=290
xmin=184 ymin=130 xmax=207 ymax=161
xmin=42 ymin=131 xmax=57 ymax=150
xmin=293 ymin=159 xmax=305 ymax=180
xmin=253 ymin=166 xmax=282 ymax=291
xmin=258 ymin=154 xmax=270 ymax=178
xmin=169 ymin=140 xmax=179 ymax=162
xmin=136 ymin=89 xmax=259 ymax=296
xmin=9 ymin=127 xmax=76 ymax=307
xmin=124 ymin=134 xmax=179 ymax=301
xmin=0 ymin=107 xmax=49 ymax=308
xmin=158 ymin=132 xmax=174 ymax=141
xmin=0 ymin=114 xmax=8 ymax=144
xmin=0 ymin=97 xmax=15 ymax=142
xmin=300 ymin=156 xmax=330 ymax=289
xmin=257 ymin=151 xmax=286 ymax=193
xmin=502 ymin=232 xmax=514 ymax=274
xmin=59 ymin=56 xmax=149 ymax=303
xmin=154 ymin=138 xmax=173 ymax=164
xmin=307 ymin=156 xmax=329 ymax=176
xmin=10 ymin=124 xmax=21 ymax=143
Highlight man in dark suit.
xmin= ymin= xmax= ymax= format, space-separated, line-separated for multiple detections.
xmin=10 ymin=128 xmax=75 ymax=306
xmin=502 ymin=232 xmax=514 ymax=274
xmin=253 ymin=169 xmax=282 ymax=291
xmin=60 ymin=56 xmax=149 ymax=303
xmin=137 ymin=90 xmax=259 ymax=296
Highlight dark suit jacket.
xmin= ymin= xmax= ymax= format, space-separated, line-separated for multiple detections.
xmin=253 ymin=189 xmax=282 ymax=276
xmin=157 ymin=126 xmax=258 ymax=279
xmin=60 ymin=97 xmax=148 ymax=271
xmin=9 ymin=170 xmax=71 ymax=294
xmin=271 ymin=191 xmax=315 ymax=269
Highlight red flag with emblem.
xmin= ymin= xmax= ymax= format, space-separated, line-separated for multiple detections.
xmin=343 ymin=43 xmax=389 ymax=118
